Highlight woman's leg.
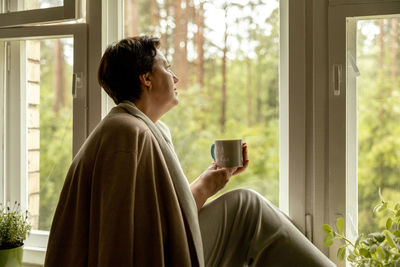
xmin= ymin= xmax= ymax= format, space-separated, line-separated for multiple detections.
xmin=198 ymin=189 xmax=335 ymax=267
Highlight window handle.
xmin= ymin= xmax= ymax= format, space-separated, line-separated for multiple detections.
xmin=332 ymin=64 xmax=342 ymax=96
xmin=348 ymin=51 xmax=360 ymax=77
xmin=72 ymin=72 xmax=83 ymax=98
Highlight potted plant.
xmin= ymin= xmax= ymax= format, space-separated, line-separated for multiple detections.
xmin=0 ymin=202 xmax=31 ymax=267
xmin=323 ymin=190 xmax=400 ymax=266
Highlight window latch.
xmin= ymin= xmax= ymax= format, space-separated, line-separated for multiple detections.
xmin=72 ymin=72 xmax=83 ymax=98
xmin=332 ymin=64 xmax=342 ymax=96
xmin=6 ymin=42 xmax=10 ymax=72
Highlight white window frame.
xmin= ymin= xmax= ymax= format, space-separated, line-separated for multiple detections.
xmin=328 ymin=1 xmax=400 ymax=266
xmin=280 ymin=0 xmax=309 ymax=235
xmin=100 ymin=0 xmax=123 ymax=117
xmin=0 ymin=24 xmax=87 ymax=265
xmin=0 ymin=0 xmax=78 ymax=27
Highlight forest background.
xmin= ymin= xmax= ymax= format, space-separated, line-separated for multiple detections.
xmin=36 ymin=0 xmax=399 ymax=236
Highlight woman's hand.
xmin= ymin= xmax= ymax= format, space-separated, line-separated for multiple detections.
xmin=190 ymin=142 xmax=249 ymax=211
xmin=232 ymin=142 xmax=249 ymax=176
xmin=190 ymin=164 xmax=236 ymax=211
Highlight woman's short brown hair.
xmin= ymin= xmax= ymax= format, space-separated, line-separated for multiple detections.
xmin=98 ymin=36 xmax=160 ymax=104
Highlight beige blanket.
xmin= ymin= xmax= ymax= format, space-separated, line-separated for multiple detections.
xmin=45 ymin=102 xmax=204 ymax=266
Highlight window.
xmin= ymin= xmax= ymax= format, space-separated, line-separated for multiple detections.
xmin=0 ymin=0 xmax=84 ymax=27
xmin=349 ymin=18 xmax=400 ymax=234
xmin=1 ymin=0 xmax=64 ymax=12
xmin=328 ymin=1 xmax=400 ymax=265
xmin=0 ymin=24 xmax=87 ymax=265
xmin=122 ymin=0 xmax=281 ymax=205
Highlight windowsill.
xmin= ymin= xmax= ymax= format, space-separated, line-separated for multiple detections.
xmin=23 ymin=246 xmax=45 ymax=266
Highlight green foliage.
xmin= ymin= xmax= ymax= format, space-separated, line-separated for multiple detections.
xmin=323 ymin=192 xmax=400 ymax=266
xmin=163 ymin=82 xmax=279 ymax=204
xmin=38 ymin=39 xmax=73 ymax=231
xmin=0 ymin=202 xmax=31 ymax=249
xmin=160 ymin=3 xmax=281 ymax=205
xmin=357 ymin=19 xmax=400 ymax=234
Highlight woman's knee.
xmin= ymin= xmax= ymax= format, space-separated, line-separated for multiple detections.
xmin=220 ymin=188 xmax=268 ymax=213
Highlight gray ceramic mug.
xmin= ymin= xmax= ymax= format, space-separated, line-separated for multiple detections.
xmin=211 ymin=139 xmax=243 ymax=167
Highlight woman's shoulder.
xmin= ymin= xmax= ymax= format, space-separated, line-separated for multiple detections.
xmin=102 ymin=106 xmax=151 ymax=134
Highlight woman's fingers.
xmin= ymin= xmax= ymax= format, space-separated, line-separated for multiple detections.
xmin=211 ymin=142 xmax=248 ymax=176
xmin=232 ymin=143 xmax=249 ymax=176
xmin=243 ymin=142 xmax=248 ymax=161
xmin=208 ymin=161 xmax=218 ymax=170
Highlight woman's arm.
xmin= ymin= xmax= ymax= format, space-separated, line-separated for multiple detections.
xmin=190 ymin=143 xmax=249 ymax=211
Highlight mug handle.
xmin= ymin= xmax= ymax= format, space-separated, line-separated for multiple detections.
xmin=211 ymin=144 xmax=216 ymax=161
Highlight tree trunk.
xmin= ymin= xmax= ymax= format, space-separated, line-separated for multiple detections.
xmin=391 ymin=18 xmax=397 ymax=81
xmin=221 ymin=5 xmax=228 ymax=134
xmin=256 ymin=64 xmax=262 ymax=123
xmin=173 ymin=0 xmax=187 ymax=89
xmin=53 ymin=40 xmax=65 ymax=113
xmin=195 ymin=1 xmax=204 ymax=87
xmin=183 ymin=0 xmax=189 ymax=77
xmin=161 ymin=0 xmax=170 ymax=58
xmin=124 ymin=0 xmax=138 ymax=37
xmin=150 ymin=0 xmax=158 ymax=31
xmin=246 ymin=57 xmax=253 ymax=126
xmin=379 ymin=19 xmax=384 ymax=71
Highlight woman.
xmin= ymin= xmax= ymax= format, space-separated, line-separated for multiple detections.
xmin=45 ymin=36 xmax=335 ymax=267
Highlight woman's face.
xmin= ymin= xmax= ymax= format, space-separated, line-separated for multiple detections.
xmin=148 ymin=50 xmax=179 ymax=112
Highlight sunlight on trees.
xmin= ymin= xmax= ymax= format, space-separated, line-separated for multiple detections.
xmin=123 ymin=0 xmax=281 ymax=204
xmin=36 ymin=2 xmax=400 ymax=234
xmin=357 ymin=18 xmax=400 ymax=234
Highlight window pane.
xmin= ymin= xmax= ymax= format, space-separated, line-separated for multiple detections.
xmin=26 ymin=37 xmax=73 ymax=231
xmin=123 ymin=0 xmax=280 ymax=205
xmin=356 ymin=18 xmax=400 ymax=233
xmin=1 ymin=0 xmax=63 ymax=13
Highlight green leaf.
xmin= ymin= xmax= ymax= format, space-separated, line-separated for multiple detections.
xmin=374 ymin=202 xmax=388 ymax=213
xmin=337 ymin=246 xmax=346 ymax=261
xmin=394 ymin=203 xmax=400 ymax=211
xmin=336 ymin=217 xmax=344 ymax=235
xmin=369 ymin=244 xmax=378 ymax=254
xmin=324 ymin=234 xmax=334 ymax=247
xmin=323 ymin=224 xmax=333 ymax=234
xmin=386 ymin=217 xmax=393 ymax=230
xmin=384 ymin=230 xmax=396 ymax=248
xmin=377 ymin=246 xmax=386 ymax=259
xmin=359 ymin=248 xmax=371 ymax=258
xmin=373 ymin=203 xmax=383 ymax=214
xmin=347 ymin=251 xmax=356 ymax=262
xmin=378 ymin=187 xmax=384 ymax=201
xmin=370 ymin=232 xmax=386 ymax=243
xmin=355 ymin=234 xmax=363 ymax=247
xmin=394 ymin=230 xmax=400 ymax=238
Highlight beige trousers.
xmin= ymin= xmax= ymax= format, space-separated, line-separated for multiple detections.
xmin=199 ymin=189 xmax=336 ymax=267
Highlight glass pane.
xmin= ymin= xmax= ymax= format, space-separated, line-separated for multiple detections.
xmin=26 ymin=37 xmax=73 ymax=231
xmin=123 ymin=0 xmax=280 ymax=205
xmin=1 ymin=0 xmax=63 ymax=13
xmin=356 ymin=18 xmax=400 ymax=233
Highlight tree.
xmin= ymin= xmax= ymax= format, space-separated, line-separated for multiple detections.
xmin=52 ymin=39 xmax=65 ymax=113
xmin=220 ymin=3 xmax=228 ymax=133
xmin=124 ymin=0 xmax=138 ymax=37
xmin=39 ymin=39 xmax=73 ymax=230
xmin=357 ymin=19 xmax=400 ymax=234
xmin=195 ymin=0 xmax=205 ymax=87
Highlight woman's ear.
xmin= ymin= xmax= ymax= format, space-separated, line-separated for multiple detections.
xmin=139 ymin=72 xmax=152 ymax=89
